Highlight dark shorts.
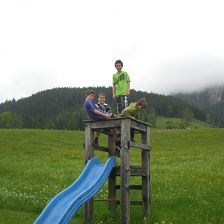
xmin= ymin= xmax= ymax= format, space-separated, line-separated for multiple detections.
xmin=116 ymin=96 xmax=128 ymax=113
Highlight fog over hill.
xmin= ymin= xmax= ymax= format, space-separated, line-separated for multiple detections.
xmin=173 ymin=85 xmax=224 ymax=108
xmin=173 ymin=85 xmax=224 ymax=127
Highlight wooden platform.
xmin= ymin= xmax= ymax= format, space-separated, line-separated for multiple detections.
xmin=84 ymin=117 xmax=151 ymax=224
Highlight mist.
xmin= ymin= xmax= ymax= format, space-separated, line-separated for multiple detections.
xmin=147 ymin=56 xmax=224 ymax=95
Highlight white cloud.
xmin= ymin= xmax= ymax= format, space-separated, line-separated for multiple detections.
xmin=1 ymin=0 xmax=224 ymax=102
xmin=150 ymin=55 xmax=224 ymax=94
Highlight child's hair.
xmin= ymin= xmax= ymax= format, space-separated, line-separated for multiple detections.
xmin=115 ymin=59 xmax=123 ymax=67
xmin=85 ymin=89 xmax=96 ymax=96
xmin=137 ymin=98 xmax=147 ymax=108
xmin=98 ymin=92 xmax=106 ymax=97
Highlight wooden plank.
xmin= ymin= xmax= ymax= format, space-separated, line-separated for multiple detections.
xmin=120 ymin=119 xmax=131 ymax=224
xmin=94 ymin=129 xmax=113 ymax=136
xmin=116 ymin=185 xmax=142 ymax=190
xmin=94 ymin=146 xmax=108 ymax=152
xmin=114 ymin=200 xmax=142 ymax=206
xmin=129 ymin=141 xmax=151 ymax=151
xmin=127 ymin=116 xmax=151 ymax=127
xmin=84 ymin=117 xmax=151 ymax=129
xmin=130 ymin=120 xmax=148 ymax=132
xmin=130 ymin=166 xmax=147 ymax=176
xmin=84 ymin=116 xmax=151 ymax=125
xmin=141 ymin=126 xmax=150 ymax=221
xmin=84 ymin=123 xmax=94 ymax=163
xmin=84 ymin=123 xmax=94 ymax=224
xmin=84 ymin=117 xmax=126 ymax=124
xmin=86 ymin=119 xmax=122 ymax=129
xmin=108 ymin=134 xmax=116 ymax=156
xmin=108 ymin=135 xmax=116 ymax=214
xmin=84 ymin=201 xmax=93 ymax=224
xmin=93 ymin=199 xmax=142 ymax=206
xmin=114 ymin=166 xmax=147 ymax=176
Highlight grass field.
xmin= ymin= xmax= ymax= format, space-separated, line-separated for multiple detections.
xmin=156 ymin=116 xmax=213 ymax=129
xmin=0 ymin=128 xmax=223 ymax=224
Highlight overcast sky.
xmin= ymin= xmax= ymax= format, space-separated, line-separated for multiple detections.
xmin=1 ymin=0 xmax=224 ymax=103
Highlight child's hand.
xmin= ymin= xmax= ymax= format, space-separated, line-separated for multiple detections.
xmin=105 ymin=113 xmax=112 ymax=119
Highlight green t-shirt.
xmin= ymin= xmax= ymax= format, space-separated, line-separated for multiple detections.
xmin=120 ymin=102 xmax=138 ymax=118
xmin=113 ymin=71 xmax=130 ymax=96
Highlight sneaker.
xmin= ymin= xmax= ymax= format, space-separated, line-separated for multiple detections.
xmin=111 ymin=114 xmax=118 ymax=118
xmin=114 ymin=148 xmax=121 ymax=157
xmin=93 ymin=138 xmax=99 ymax=147
xmin=115 ymin=138 xmax=121 ymax=148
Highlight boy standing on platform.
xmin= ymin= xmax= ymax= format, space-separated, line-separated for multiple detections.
xmin=112 ymin=60 xmax=131 ymax=114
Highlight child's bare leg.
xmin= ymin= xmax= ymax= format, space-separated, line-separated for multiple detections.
xmin=95 ymin=131 xmax=100 ymax=138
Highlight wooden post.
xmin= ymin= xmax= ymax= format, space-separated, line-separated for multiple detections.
xmin=141 ymin=126 xmax=150 ymax=220
xmin=84 ymin=123 xmax=94 ymax=224
xmin=120 ymin=119 xmax=131 ymax=224
xmin=108 ymin=134 xmax=117 ymax=214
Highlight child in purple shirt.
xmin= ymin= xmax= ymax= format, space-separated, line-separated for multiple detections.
xmin=84 ymin=89 xmax=120 ymax=156
xmin=84 ymin=89 xmax=112 ymax=121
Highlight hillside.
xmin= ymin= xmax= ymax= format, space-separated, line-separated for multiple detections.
xmin=0 ymin=87 xmax=208 ymax=129
xmin=174 ymin=85 xmax=224 ymax=127
xmin=156 ymin=116 xmax=213 ymax=129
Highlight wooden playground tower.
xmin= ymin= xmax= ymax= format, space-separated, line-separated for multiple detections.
xmin=84 ymin=117 xmax=151 ymax=224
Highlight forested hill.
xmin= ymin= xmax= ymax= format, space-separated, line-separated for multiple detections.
xmin=0 ymin=87 xmax=207 ymax=129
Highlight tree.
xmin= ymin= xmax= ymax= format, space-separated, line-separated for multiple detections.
xmin=166 ymin=120 xmax=177 ymax=129
xmin=183 ymin=107 xmax=194 ymax=122
xmin=0 ymin=112 xmax=23 ymax=128
xmin=176 ymin=119 xmax=188 ymax=129
xmin=0 ymin=87 xmax=211 ymax=129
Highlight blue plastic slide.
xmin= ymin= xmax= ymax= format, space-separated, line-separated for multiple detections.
xmin=34 ymin=156 xmax=116 ymax=224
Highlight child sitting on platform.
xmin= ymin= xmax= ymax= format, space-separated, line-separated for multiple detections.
xmin=84 ymin=89 xmax=112 ymax=121
xmin=120 ymin=98 xmax=147 ymax=141
xmin=83 ymin=89 xmax=120 ymax=156
xmin=94 ymin=92 xmax=112 ymax=146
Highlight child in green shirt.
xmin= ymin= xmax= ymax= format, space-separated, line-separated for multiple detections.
xmin=120 ymin=98 xmax=147 ymax=140
xmin=112 ymin=60 xmax=131 ymax=114
xmin=120 ymin=98 xmax=147 ymax=118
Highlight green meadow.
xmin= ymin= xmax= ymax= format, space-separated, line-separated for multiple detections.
xmin=0 ymin=128 xmax=223 ymax=224
xmin=156 ymin=116 xmax=213 ymax=129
